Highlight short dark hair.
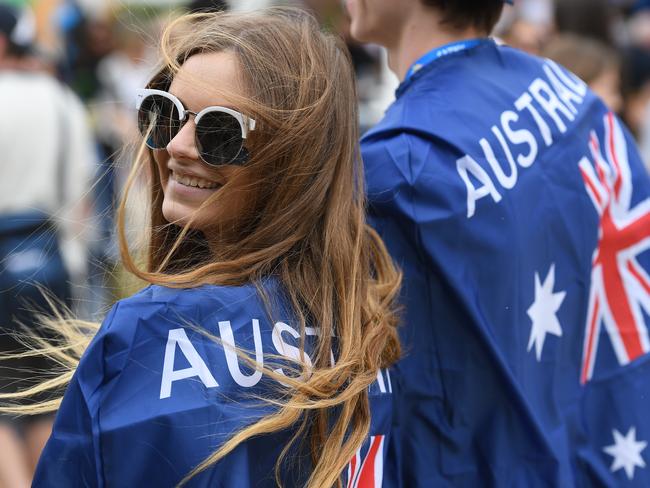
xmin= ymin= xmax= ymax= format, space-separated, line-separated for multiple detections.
xmin=422 ymin=0 xmax=505 ymax=34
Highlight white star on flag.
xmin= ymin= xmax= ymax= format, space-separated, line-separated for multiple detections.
xmin=527 ymin=264 xmax=566 ymax=361
xmin=603 ymin=427 xmax=648 ymax=480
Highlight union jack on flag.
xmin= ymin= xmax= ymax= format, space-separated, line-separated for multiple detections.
xmin=346 ymin=435 xmax=385 ymax=488
xmin=579 ymin=112 xmax=650 ymax=383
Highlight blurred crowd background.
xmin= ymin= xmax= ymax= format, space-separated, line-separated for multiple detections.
xmin=3 ymin=0 xmax=650 ymax=317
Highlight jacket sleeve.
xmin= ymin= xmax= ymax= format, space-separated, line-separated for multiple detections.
xmin=32 ymin=305 xmax=120 ymax=488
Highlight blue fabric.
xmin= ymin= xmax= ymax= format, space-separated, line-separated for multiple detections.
xmin=0 ymin=211 xmax=70 ymax=330
xmin=34 ymin=282 xmax=393 ymax=487
xmin=363 ymin=40 xmax=650 ymax=487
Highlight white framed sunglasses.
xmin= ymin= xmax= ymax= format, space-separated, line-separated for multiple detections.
xmin=135 ymin=88 xmax=257 ymax=166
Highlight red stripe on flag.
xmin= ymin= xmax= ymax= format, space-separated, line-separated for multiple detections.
xmin=616 ymin=212 xmax=650 ymax=250
xmin=347 ymin=454 xmax=358 ymax=488
xmin=580 ymin=167 xmax=602 ymax=208
xmin=581 ymin=295 xmax=600 ymax=384
xmin=601 ymin=252 xmax=644 ymax=361
xmin=607 ymin=113 xmax=623 ymax=200
xmin=590 ymin=136 xmax=609 ymax=190
xmin=357 ymin=436 xmax=383 ymax=488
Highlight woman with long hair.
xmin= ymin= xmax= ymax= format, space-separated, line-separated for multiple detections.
xmin=2 ymin=7 xmax=401 ymax=487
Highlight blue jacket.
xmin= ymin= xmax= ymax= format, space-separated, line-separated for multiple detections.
xmin=34 ymin=282 xmax=393 ymax=487
xmin=363 ymin=39 xmax=650 ymax=487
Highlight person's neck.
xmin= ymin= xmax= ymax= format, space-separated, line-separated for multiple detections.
xmin=387 ymin=12 xmax=484 ymax=81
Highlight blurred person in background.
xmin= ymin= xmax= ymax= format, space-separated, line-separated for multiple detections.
xmin=0 ymin=4 xmax=95 ymax=486
xmin=543 ymin=33 xmax=623 ymax=113
xmin=58 ymin=1 xmax=114 ymax=103
xmin=348 ymin=0 xmax=650 ymax=487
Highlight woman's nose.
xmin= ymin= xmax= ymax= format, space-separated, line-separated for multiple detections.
xmin=166 ymin=119 xmax=200 ymax=161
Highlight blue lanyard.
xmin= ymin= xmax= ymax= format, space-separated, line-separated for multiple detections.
xmin=405 ymin=38 xmax=485 ymax=81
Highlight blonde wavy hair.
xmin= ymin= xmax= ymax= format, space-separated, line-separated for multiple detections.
xmin=0 ymin=8 xmax=401 ymax=488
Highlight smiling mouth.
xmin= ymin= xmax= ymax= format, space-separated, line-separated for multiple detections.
xmin=171 ymin=172 xmax=221 ymax=190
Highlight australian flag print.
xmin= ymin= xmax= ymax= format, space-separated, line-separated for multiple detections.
xmin=362 ymin=39 xmax=650 ymax=487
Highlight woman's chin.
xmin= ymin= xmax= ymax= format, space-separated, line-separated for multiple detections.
xmin=162 ymin=200 xmax=200 ymax=229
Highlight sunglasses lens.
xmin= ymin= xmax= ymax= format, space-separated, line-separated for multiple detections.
xmin=195 ymin=111 xmax=246 ymax=166
xmin=137 ymin=94 xmax=181 ymax=149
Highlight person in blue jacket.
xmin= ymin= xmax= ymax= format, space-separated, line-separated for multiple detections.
xmin=347 ymin=0 xmax=650 ymax=486
xmin=0 ymin=8 xmax=402 ymax=487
